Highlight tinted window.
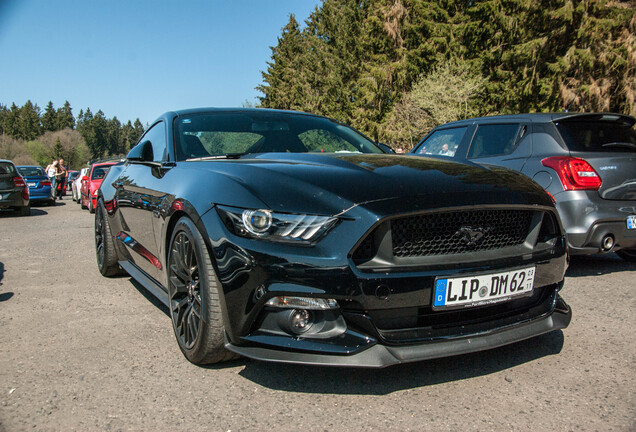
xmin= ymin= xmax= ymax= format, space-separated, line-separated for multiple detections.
xmin=0 ymin=162 xmax=17 ymax=175
xmin=174 ymin=112 xmax=382 ymax=161
xmin=415 ymin=127 xmax=467 ymax=157
xmin=556 ymin=120 xmax=636 ymax=153
xmin=468 ymin=124 xmax=520 ymax=158
xmin=91 ymin=166 xmax=111 ymax=180
xmin=141 ymin=121 xmax=168 ymax=162
xmin=18 ymin=166 xmax=45 ymax=176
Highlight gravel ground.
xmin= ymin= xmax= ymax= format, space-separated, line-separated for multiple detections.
xmin=0 ymin=200 xmax=634 ymax=431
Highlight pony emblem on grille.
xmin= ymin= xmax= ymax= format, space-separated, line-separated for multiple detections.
xmin=456 ymin=226 xmax=493 ymax=246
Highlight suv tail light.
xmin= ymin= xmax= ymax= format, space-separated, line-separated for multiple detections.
xmin=541 ymin=157 xmax=602 ymax=191
xmin=13 ymin=176 xmax=26 ymax=187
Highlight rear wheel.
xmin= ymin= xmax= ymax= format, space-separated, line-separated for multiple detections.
xmin=88 ymin=197 xmax=95 ymax=213
xmin=616 ymin=248 xmax=636 ymax=262
xmin=167 ymin=217 xmax=238 ymax=365
xmin=81 ymin=195 xmax=87 ymax=209
xmin=95 ymin=200 xmax=125 ymax=277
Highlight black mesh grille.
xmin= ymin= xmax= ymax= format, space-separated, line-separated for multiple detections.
xmin=391 ymin=209 xmax=533 ymax=257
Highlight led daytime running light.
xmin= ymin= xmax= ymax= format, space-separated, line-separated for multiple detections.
xmin=266 ymin=296 xmax=339 ymax=310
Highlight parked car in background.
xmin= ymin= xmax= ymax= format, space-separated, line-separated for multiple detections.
xmin=0 ymin=159 xmax=30 ymax=216
xmin=72 ymin=167 xmax=89 ymax=203
xmin=410 ymin=113 xmax=636 ymax=261
xmin=16 ymin=165 xmax=54 ymax=206
xmin=66 ymin=171 xmax=79 ymax=194
xmin=95 ymin=108 xmax=571 ymax=367
xmin=81 ymin=161 xmax=116 ymax=213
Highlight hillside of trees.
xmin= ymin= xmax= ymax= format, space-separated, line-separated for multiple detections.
xmin=259 ymin=0 xmax=636 ymax=149
xmin=0 ymin=101 xmax=145 ymax=169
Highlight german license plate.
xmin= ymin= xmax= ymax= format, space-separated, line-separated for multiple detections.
xmin=27 ymin=182 xmax=36 ymax=187
xmin=433 ymin=266 xmax=535 ymax=310
xmin=627 ymin=215 xmax=636 ymax=230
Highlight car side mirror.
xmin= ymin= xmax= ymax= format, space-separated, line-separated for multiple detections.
xmin=82 ymin=176 xmax=89 ymax=181
xmin=127 ymin=140 xmax=154 ymax=162
xmin=377 ymin=143 xmax=396 ymax=153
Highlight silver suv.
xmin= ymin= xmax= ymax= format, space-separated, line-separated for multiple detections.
xmin=410 ymin=113 xmax=636 ymax=261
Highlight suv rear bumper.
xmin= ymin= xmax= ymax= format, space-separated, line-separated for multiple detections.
xmin=555 ymin=190 xmax=636 ymax=254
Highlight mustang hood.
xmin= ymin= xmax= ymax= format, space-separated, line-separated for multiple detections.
xmin=197 ymin=153 xmax=551 ymax=216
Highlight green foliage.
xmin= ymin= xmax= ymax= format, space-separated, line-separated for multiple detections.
xmin=259 ymin=0 xmax=635 ymax=148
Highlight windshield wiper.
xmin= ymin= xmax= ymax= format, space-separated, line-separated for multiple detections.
xmin=601 ymin=142 xmax=636 ymax=150
xmin=186 ymin=152 xmax=250 ymax=161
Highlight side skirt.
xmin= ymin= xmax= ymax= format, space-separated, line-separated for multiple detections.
xmin=118 ymin=260 xmax=169 ymax=307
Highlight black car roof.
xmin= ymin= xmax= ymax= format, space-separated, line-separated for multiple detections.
xmin=435 ymin=112 xmax=636 ymax=128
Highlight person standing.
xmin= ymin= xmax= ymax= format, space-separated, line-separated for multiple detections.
xmin=56 ymin=158 xmax=67 ymax=200
xmin=45 ymin=160 xmax=59 ymax=200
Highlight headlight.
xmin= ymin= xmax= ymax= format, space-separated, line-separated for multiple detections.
xmin=217 ymin=205 xmax=337 ymax=244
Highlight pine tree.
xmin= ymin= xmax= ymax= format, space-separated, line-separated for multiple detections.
xmin=56 ymin=100 xmax=75 ymax=130
xmin=17 ymin=100 xmax=42 ymax=141
xmin=42 ymin=101 xmax=58 ymax=132
xmin=258 ymin=15 xmax=309 ymax=111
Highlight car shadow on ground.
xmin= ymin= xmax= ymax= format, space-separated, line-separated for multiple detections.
xmin=235 ymin=330 xmax=564 ymax=394
xmin=0 ymin=208 xmax=48 ymax=217
xmin=566 ymin=253 xmax=636 ymax=278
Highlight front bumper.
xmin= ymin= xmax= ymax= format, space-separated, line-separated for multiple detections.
xmin=226 ymin=296 xmax=571 ymax=368
xmin=200 ymin=204 xmax=570 ymax=367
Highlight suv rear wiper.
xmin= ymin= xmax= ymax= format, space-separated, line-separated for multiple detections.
xmin=601 ymin=142 xmax=636 ymax=150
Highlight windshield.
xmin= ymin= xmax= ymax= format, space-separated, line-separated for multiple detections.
xmin=174 ymin=111 xmax=383 ymax=161
xmin=91 ymin=166 xmax=111 ymax=180
xmin=18 ymin=166 xmax=45 ymax=177
xmin=556 ymin=119 xmax=636 ymax=152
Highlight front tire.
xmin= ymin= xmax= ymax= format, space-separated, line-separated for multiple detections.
xmin=167 ymin=217 xmax=237 ymax=365
xmin=616 ymin=248 xmax=636 ymax=262
xmin=95 ymin=200 xmax=125 ymax=277
xmin=88 ymin=197 xmax=95 ymax=213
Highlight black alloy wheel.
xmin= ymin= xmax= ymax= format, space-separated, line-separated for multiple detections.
xmin=94 ymin=201 xmax=125 ymax=277
xmin=167 ymin=217 xmax=238 ymax=364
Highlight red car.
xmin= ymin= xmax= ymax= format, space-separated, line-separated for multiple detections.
xmin=81 ymin=162 xmax=117 ymax=213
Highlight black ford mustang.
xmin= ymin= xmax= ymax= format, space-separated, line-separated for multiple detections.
xmin=96 ymin=108 xmax=571 ymax=367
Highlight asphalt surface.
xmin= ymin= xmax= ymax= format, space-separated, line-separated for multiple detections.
xmin=0 ymin=200 xmax=634 ymax=431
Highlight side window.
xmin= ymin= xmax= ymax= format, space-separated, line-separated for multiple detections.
xmin=141 ymin=121 xmax=167 ymax=162
xmin=468 ymin=124 xmax=521 ymax=158
xmin=415 ymin=127 xmax=467 ymax=157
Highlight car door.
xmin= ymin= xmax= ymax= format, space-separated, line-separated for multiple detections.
xmin=116 ymin=121 xmax=170 ymax=284
xmin=465 ymin=121 xmax=532 ymax=172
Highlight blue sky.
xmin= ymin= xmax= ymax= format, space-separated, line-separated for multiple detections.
xmin=0 ymin=0 xmax=320 ymax=125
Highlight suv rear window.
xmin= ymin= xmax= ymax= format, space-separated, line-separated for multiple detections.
xmin=0 ymin=162 xmax=17 ymax=175
xmin=556 ymin=120 xmax=636 ymax=152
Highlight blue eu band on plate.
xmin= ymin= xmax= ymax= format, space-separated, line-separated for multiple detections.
xmin=434 ymin=266 xmax=536 ymax=310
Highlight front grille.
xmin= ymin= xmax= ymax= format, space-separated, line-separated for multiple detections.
xmin=391 ymin=209 xmax=533 ymax=257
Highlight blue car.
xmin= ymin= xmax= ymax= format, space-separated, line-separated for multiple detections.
xmin=17 ymin=165 xmax=55 ymax=206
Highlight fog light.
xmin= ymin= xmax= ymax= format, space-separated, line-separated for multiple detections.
xmin=266 ymin=296 xmax=338 ymax=310
xmin=289 ymin=309 xmax=312 ymax=334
